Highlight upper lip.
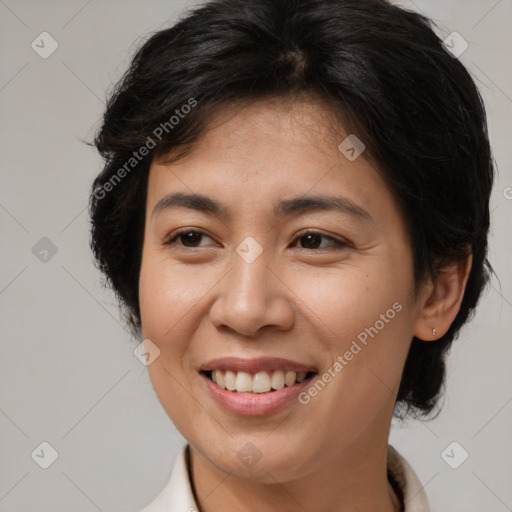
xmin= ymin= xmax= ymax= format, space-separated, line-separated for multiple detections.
xmin=199 ymin=357 xmax=317 ymax=374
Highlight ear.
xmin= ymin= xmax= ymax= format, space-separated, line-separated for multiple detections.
xmin=413 ymin=253 xmax=472 ymax=341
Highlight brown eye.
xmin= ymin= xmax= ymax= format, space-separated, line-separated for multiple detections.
xmin=164 ymin=230 xmax=214 ymax=248
xmin=293 ymin=231 xmax=349 ymax=250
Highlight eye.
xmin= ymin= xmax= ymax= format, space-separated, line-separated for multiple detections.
xmin=291 ymin=230 xmax=350 ymax=251
xmin=163 ymin=229 xmax=216 ymax=248
xmin=163 ymin=229 xmax=350 ymax=251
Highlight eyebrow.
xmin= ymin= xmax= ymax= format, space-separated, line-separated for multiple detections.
xmin=152 ymin=192 xmax=373 ymax=222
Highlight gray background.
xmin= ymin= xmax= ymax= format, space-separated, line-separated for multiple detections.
xmin=0 ymin=0 xmax=510 ymax=510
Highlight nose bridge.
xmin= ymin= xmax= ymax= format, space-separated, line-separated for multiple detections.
xmin=209 ymin=237 xmax=294 ymax=336
xmin=230 ymin=232 xmax=272 ymax=294
xmin=228 ymin=241 xmax=273 ymax=318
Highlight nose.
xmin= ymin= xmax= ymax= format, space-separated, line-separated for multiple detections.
xmin=208 ymin=245 xmax=295 ymax=338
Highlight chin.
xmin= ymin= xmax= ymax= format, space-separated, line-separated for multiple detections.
xmin=195 ymin=435 xmax=313 ymax=483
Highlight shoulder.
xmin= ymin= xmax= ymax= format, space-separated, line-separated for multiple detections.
xmin=387 ymin=444 xmax=431 ymax=512
xmin=139 ymin=444 xmax=197 ymax=512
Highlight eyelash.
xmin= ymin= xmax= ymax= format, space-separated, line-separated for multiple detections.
xmin=163 ymin=229 xmax=350 ymax=251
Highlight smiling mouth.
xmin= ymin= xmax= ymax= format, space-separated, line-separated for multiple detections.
xmin=202 ymin=369 xmax=317 ymax=394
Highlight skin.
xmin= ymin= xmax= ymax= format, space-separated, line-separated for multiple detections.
xmin=139 ymin=96 xmax=471 ymax=512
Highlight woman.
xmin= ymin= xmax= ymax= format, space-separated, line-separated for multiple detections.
xmin=89 ymin=0 xmax=494 ymax=510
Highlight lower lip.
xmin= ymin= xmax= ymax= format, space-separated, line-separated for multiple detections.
xmin=200 ymin=372 xmax=313 ymax=416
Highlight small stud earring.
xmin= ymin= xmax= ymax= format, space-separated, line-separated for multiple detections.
xmin=432 ymin=328 xmax=436 ymax=337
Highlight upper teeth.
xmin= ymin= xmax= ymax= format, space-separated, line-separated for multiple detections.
xmin=211 ymin=370 xmax=308 ymax=393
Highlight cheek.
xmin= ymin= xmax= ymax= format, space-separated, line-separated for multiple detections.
xmin=138 ymin=251 xmax=226 ymax=384
xmin=138 ymin=254 xmax=205 ymax=431
xmin=138 ymin=251 xmax=205 ymax=340
xmin=289 ymin=259 xmax=415 ymax=413
xmin=297 ymin=263 xmax=414 ymax=422
xmin=288 ymin=260 xmax=412 ymax=348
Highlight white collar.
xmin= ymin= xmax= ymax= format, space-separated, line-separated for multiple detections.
xmin=140 ymin=444 xmax=430 ymax=512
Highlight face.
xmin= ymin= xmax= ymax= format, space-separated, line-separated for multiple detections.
xmin=139 ymin=97 xmax=425 ymax=482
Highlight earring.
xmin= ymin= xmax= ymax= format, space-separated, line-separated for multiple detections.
xmin=432 ymin=328 xmax=436 ymax=337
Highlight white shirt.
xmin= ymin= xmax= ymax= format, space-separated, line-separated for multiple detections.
xmin=140 ymin=444 xmax=430 ymax=512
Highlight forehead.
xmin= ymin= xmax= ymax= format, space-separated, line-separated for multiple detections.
xmin=155 ymin=96 xmax=353 ymax=171
xmin=146 ymin=98 xmax=395 ymax=224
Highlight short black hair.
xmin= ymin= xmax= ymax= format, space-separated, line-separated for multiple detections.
xmin=89 ymin=0 xmax=494 ymax=419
